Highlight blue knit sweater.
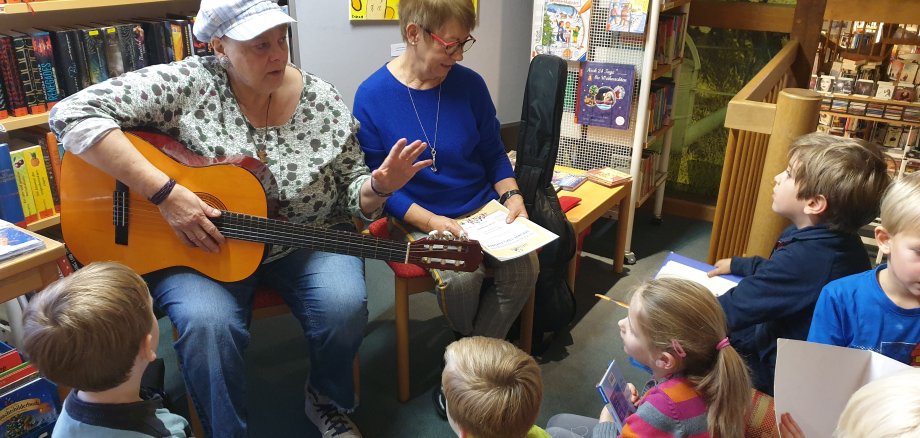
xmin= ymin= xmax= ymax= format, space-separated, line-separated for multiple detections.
xmin=354 ymin=63 xmax=513 ymax=220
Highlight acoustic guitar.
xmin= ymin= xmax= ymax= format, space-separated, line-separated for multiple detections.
xmin=60 ymin=131 xmax=482 ymax=282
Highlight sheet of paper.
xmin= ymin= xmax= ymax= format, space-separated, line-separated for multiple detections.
xmin=654 ymin=260 xmax=738 ymax=296
xmin=456 ymin=200 xmax=558 ymax=261
xmin=774 ymin=339 xmax=910 ymax=437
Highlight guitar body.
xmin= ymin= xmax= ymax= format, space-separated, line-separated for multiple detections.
xmin=61 ymin=131 xmax=270 ymax=282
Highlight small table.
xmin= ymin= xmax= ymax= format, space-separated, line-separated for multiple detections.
xmin=557 ymin=165 xmax=631 ymax=292
xmin=0 ymin=228 xmax=65 ymax=303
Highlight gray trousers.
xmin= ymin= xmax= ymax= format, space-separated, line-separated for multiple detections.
xmin=391 ymin=220 xmax=539 ymax=338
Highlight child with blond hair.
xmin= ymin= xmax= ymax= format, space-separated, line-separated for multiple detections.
xmin=709 ymin=133 xmax=890 ymax=394
xmin=808 ymin=171 xmax=920 ymax=364
xmin=547 ymin=278 xmax=752 ymax=438
xmin=21 ymin=262 xmax=190 ymax=437
xmin=442 ymin=336 xmax=549 ymax=438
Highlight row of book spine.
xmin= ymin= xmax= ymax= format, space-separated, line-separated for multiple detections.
xmin=0 ymin=129 xmax=62 ymax=227
xmin=0 ymin=14 xmax=212 ymax=120
xmin=638 ymin=149 xmax=661 ymax=199
xmin=648 ymin=78 xmax=674 ymax=133
xmin=655 ymin=12 xmax=687 ymax=66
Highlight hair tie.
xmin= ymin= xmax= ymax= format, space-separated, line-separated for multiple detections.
xmin=716 ymin=337 xmax=730 ymax=351
xmin=670 ymin=339 xmax=687 ymax=358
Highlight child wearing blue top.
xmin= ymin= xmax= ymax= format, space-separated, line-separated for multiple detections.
xmin=809 ymin=171 xmax=920 ymax=365
xmin=708 ymin=133 xmax=891 ymax=394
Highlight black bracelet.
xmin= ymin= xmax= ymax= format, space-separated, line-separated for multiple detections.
xmin=370 ymin=177 xmax=392 ymax=198
xmin=499 ymin=189 xmax=522 ymax=204
xmin=148 ymin=178 xmax=177 ymax=205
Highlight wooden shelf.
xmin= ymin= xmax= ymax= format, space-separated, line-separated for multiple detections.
xmin=26 ymin=214 xmax=60 ymax=232
xmin=1 ymin=112 xmax=49 ymax=131
xmin=0 ymin=0 xmax=182 ymax=14
xmin=636 ymin=172 xmax=668 ymax=208
xmin=820 ymin=111 xmax=920 ymax=128
xmin=662 ymin=0 xmax=691 ymax=13
xmin=652 ymin=59 xmax=682 ymax=80
xmin=645 ymin=122 xmax=673 ymax=146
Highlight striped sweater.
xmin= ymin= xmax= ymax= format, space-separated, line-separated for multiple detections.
xmin=595 ymin=375 xmax=708 ymax=438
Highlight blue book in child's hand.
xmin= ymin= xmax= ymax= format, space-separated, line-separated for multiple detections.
xmin=596 ymin=360 xmax=636 ymax=433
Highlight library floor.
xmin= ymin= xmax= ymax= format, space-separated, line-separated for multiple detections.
xmin=154 ymin=207 xmax=712 ymax=437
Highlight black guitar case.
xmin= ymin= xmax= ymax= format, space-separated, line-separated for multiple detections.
xmin=514 ymin=55 xmax=576 ymax=348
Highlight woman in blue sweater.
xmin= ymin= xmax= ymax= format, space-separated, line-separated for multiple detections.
xmin=354 ymin=0 xmax=538 ymax=349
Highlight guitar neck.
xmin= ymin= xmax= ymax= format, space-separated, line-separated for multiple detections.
xmin=213 ymin=211 xmax=412 ymax=263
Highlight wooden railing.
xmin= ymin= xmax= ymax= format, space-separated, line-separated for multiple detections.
xmin=708 ymin=39 xmax=821 ymax=263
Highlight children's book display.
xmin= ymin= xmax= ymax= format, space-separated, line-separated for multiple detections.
xmin=530 ymin=0 xmax=591 ymax=62
xmin=551 ymin=170 xmax=588 ymax=191
xmin=0 ymin=220 xmax=44 ymax=263
xmin=0 ymin=342 xmax=59 ymax=438
xmin=595 ymin=360 xmax=636 ymax=434
xmin=605 ymin=0 xmax=649 ymax=34
xmin=774 ymin=339 xmax=913 ymax=438
xmin=654 ymin=252 xmax=741 ymax=297
xmin=585 ymin=166 xmax=632 ymax=188
xmin=576 ymin=62 xmax=635 ymax=129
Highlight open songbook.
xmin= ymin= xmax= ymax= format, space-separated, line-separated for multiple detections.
xmin=456 ymin=200 xmax=558 ymax=261
xmin=654 ymin=252 xmax=742 ymax=297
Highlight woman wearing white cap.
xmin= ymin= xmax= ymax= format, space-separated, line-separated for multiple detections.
xmin=49 ymin=1 xmax=426 ymax=436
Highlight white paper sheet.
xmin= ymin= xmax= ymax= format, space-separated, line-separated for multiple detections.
xmin=654 ymin=260 xmax=738 ymax=297
xmin=456 ymin=200 xmax=558 ymax=261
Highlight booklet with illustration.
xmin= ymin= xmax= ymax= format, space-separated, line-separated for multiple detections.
xmin=0 ymin=219 xmax=44 ymax=263
xmin=654 ymin=252 xmax=742 ymax=297
xmin=596 ymin=360 xmax=635 ymax=434
xmin=774 ymin=339 xmax=911 ymax=437
xmin=456 ymin=200 xmax=558 ymax=261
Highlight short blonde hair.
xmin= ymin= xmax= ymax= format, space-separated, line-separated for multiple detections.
xmin=835 ymin=368 xmax=920 ymax=437
xmin=632 ymin=278 xmax=751 ymax=438
xmin=22 ymin=262 xmax=153 ymax=392
xmin=788 ymin=133 xmax=890 ymax=232
xmin=442 ymin=337 xmax=542 ymax=438
xmin=398 ymin=0 xmax=477 ymax=42
xmin=880 ymin=171 xmax=920 ymax=237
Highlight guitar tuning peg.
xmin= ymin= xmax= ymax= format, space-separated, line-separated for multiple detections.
xmin=428 ymin=230 xmax=440 ymax=239
xmin=443 ymin=231 xmax=454 ymax=240
xmin=458 ymin=231 xmax=468 ymax=241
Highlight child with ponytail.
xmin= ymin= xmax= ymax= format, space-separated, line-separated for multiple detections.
xmin=546 ymin=278 xmax=752 ymax=437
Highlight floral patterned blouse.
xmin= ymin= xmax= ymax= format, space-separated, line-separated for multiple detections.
xmin=49 ymin=56 xmax=378 ymax=263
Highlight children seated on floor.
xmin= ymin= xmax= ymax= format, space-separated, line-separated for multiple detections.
xmin=441 ymin=336 xmax=550 ymax=438
xmin=708 ymin=133 xmax=890 ymax=395
xmin=808 ymin=170 xmax=920 ymax=365
xmin=545 ymin=278 xmax=752 ymax=438
xmin=21 ymin=261 xmax=190 ymax=437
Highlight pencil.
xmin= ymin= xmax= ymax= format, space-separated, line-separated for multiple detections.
xmin=594 ymin=294 xmax=629 ymax=309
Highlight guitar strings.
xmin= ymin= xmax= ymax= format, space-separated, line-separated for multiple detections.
xmin=97 ymin=204 xmax=474 ymax=263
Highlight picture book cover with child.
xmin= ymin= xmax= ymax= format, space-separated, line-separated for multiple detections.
xmin=531 ymin=0 xmax=591 ymax=61
xmin=596 ymin=360 xmax=635 ymax=434
xmin=576 ymin=62 xmax=635 ymax=129
xmin=606 ymin=0 xmax=649 ymax=33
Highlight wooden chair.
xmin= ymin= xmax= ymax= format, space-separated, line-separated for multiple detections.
xmin=183 ymin=287 xmax=361 ymax=438
xmin=366 ymin=218 xmax=535 ymax=402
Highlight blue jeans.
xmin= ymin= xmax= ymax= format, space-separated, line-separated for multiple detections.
xmin=146 ymin=249 xmax=368 ymax=438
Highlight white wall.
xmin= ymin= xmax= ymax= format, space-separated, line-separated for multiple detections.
xmin=290 ymin=1 xmax=533 ymax=124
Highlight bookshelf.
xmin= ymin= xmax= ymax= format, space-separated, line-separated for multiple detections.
xmin=548 ymin=0 xmax=690 ymax=262
xmin=0 ymin=0 xmax=199 ymax=231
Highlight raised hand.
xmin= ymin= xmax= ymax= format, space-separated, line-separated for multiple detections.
xmin=370 ymin=138 xmax=432 ymax=194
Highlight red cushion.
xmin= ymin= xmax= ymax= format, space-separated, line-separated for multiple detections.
xmin=253 ymin=286 xmax=286 ymax=309
xmin=368 ymin=218 xmax=430 ymax=279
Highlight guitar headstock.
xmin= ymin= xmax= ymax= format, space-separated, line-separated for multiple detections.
xmin=408 ymin=232 xmax=483 ymax=272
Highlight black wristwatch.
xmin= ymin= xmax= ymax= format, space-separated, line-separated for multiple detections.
xmin=499 ymin=189 xmax=522 ymax=204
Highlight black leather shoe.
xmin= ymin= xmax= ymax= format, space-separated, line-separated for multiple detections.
xmin=432 ymin=386 xmax=447 ymax=420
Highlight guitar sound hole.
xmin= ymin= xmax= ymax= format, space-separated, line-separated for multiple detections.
xmin=197 ymin=193 xmax=227 ymax=210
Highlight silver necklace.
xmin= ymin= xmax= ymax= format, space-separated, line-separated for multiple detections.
xmin=406 ymin=83 xmax=441 ymax=173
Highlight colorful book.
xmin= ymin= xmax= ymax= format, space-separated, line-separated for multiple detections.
xmin=0 ymin=220 xmax=44 ymax=262
xmin=585 ymin=166 xmax=632 ymax=188
xmin=596 ymin=360 xmax=635 ymax=434
xmin=0 ymin=34 xmax=29 ymax=117
xmin=0 ymin=144 xmax=24 ymax=225
xmin=9 ymin=150 xmax=36 ymax=224
xmin=20 ymin=145 xmax=55 ymax=219
xmin=875 ymin=81 xmax=895 ymax=100
xmin=606 ymin=0 xmax=649 ymax=33
xmin=25 ymin=29 xmax=61 ymax=110
xmin=77 ymin=26 xmax=109 ymax=86
xmin=576 ymin=62 xmax=635 ymax=130
xmin=6 ymin=31 xmax=46 ymax=115
xmin=0 ymin=350 xmax=21 ymax=374
xmin=530 ymin=0 xmax=590 ymax=62
xmin=552 ymin=171 xmax=588 ymax=191
xmin=0 ymin=75 xmax=8 ymax=119
xmin=99 ymin=25 xmax=125 ymax=78
xmin=41 ymin=26 xmax=83 ymax=97
xmin=0 ymin=368 xmax=59 ymax=438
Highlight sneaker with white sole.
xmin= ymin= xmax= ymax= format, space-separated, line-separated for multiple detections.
xmin=305 ymin=386 xmax=362 ymax=438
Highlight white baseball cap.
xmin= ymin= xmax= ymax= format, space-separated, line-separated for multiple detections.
xmin=193 ymin=0 xmax=296 ymax=42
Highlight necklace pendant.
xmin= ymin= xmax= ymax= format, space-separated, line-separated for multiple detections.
xmin=431 ymin=160 xmax=439 ymax=174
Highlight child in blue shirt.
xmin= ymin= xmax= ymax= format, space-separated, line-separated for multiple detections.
xmin=21 ymin=262 xmax=190 ymax=437
xmin=808 ymin=171 xmax=920 ymax=365
xmin=708 ymin=133 xmax=891 ymax=394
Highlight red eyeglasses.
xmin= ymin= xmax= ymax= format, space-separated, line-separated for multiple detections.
xmin=424 ymin=28 xmax=476 ymax=54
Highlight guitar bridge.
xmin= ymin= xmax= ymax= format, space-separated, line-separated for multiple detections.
xmin=113 ymin=181 xmax=130 ymax=245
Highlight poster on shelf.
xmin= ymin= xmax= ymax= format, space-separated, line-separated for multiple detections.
xmin=576 ymin=62 xmax=635 ymax=130
xmin=606 ymin=0 xmax=649 ymax=33
xmin=530 ymin=0 xmax=591 ymax=62
xmin=349 ymin=0 xmax=477 ymax=21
